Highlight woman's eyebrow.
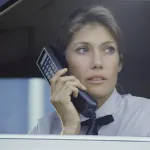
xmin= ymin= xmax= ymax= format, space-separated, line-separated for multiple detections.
xmin=73 ymin=42 xmax=89 ymax=47
xmin=72 ymin=41 xmax=117 ymax=48
xmin=101 ymin=41 xmax=116 ymax=46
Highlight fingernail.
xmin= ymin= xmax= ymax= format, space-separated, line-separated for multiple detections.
xmin=63 ymin=68 xmax=68 ymax=72
xmin=74 ymin=94 xmax=78 ymax=98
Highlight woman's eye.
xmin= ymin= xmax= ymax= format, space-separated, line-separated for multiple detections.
xmin=76 ymin=47 xmax=88 ymax=53
xmin=105 ymin=46 xmax=115 ymax=54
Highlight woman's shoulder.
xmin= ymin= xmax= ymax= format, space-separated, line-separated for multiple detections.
xmin=29 ymin=111 xmax=61 ymax=134
xmin=117 ymin=93 xmax=150 ymax=136
xmin=122 ymin=93 xmax=150 ymax=109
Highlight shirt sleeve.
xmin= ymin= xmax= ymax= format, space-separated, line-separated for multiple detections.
xmin=28 ymin=124 xmax=39 ymax=134
xmin=28 ymin=112 xmax=62 ymax=134
xmin=27 ymin=114 xmax=53 ymax=134
xmin=147 ymin=132 xmax=150 ymax=137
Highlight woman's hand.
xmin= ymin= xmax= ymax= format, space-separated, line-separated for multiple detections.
xmin=50 ymin=68 xmax=86 ymax=134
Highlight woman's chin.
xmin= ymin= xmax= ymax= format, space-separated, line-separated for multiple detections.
xmin=87 ymin=89 xmax=105 ymax=99
xmin=87 ymin=87 xmax=112 ymax=100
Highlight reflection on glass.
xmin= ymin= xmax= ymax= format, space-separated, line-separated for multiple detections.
xmin=0 ymin=78 xmax=53 ymax=134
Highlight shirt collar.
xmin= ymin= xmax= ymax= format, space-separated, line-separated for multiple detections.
xmin=80 ymin=88 xmax=121 ymax=122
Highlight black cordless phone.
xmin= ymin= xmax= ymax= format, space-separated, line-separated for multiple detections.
xmin=36 ymin=45 xmax=98 ymax=118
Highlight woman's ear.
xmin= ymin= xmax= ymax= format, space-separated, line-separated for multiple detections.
xmin=118 ymin=54 xmax=123 ymax=72
xmin=118 ymin=65 xmax=122 ymax=72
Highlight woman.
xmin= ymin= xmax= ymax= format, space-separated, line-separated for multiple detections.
xmin=30 ymin=5 xmax=150 ymax=136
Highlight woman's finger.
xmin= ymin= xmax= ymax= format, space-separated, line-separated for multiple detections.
xmin=50 ymin=68 xmax=68 ymax=92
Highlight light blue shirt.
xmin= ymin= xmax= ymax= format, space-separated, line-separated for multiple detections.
xmin=29 ymin=89 xmax=150 ymax=137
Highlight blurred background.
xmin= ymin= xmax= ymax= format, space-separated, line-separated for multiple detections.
xmin=0 ymin=0 xmax=150 ymax=134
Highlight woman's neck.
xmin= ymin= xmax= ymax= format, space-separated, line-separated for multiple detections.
xmin=96 ymin=90 xmax=114 ymax=108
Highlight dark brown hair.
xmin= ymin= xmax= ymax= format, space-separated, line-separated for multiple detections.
xmin=57 ymin=5 xmax=123 ymax=59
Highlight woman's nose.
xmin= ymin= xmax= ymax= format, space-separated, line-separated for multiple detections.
xmin=91 ymin=52 xmax=103 ymax=70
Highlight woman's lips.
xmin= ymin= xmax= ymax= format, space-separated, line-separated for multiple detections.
xmin=87 ymin=75 xmax=107 ymax=84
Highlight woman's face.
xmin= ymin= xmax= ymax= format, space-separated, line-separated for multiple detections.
xmin=65 ymin=23 xmax=122 ymax=104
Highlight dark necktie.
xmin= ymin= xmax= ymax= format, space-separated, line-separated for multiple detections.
xmin=81 ymin=115 xmax=114 ymax=135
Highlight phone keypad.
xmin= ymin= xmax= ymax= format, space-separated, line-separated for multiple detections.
xmin=40 ymin=53 xmax=58 ymax=80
